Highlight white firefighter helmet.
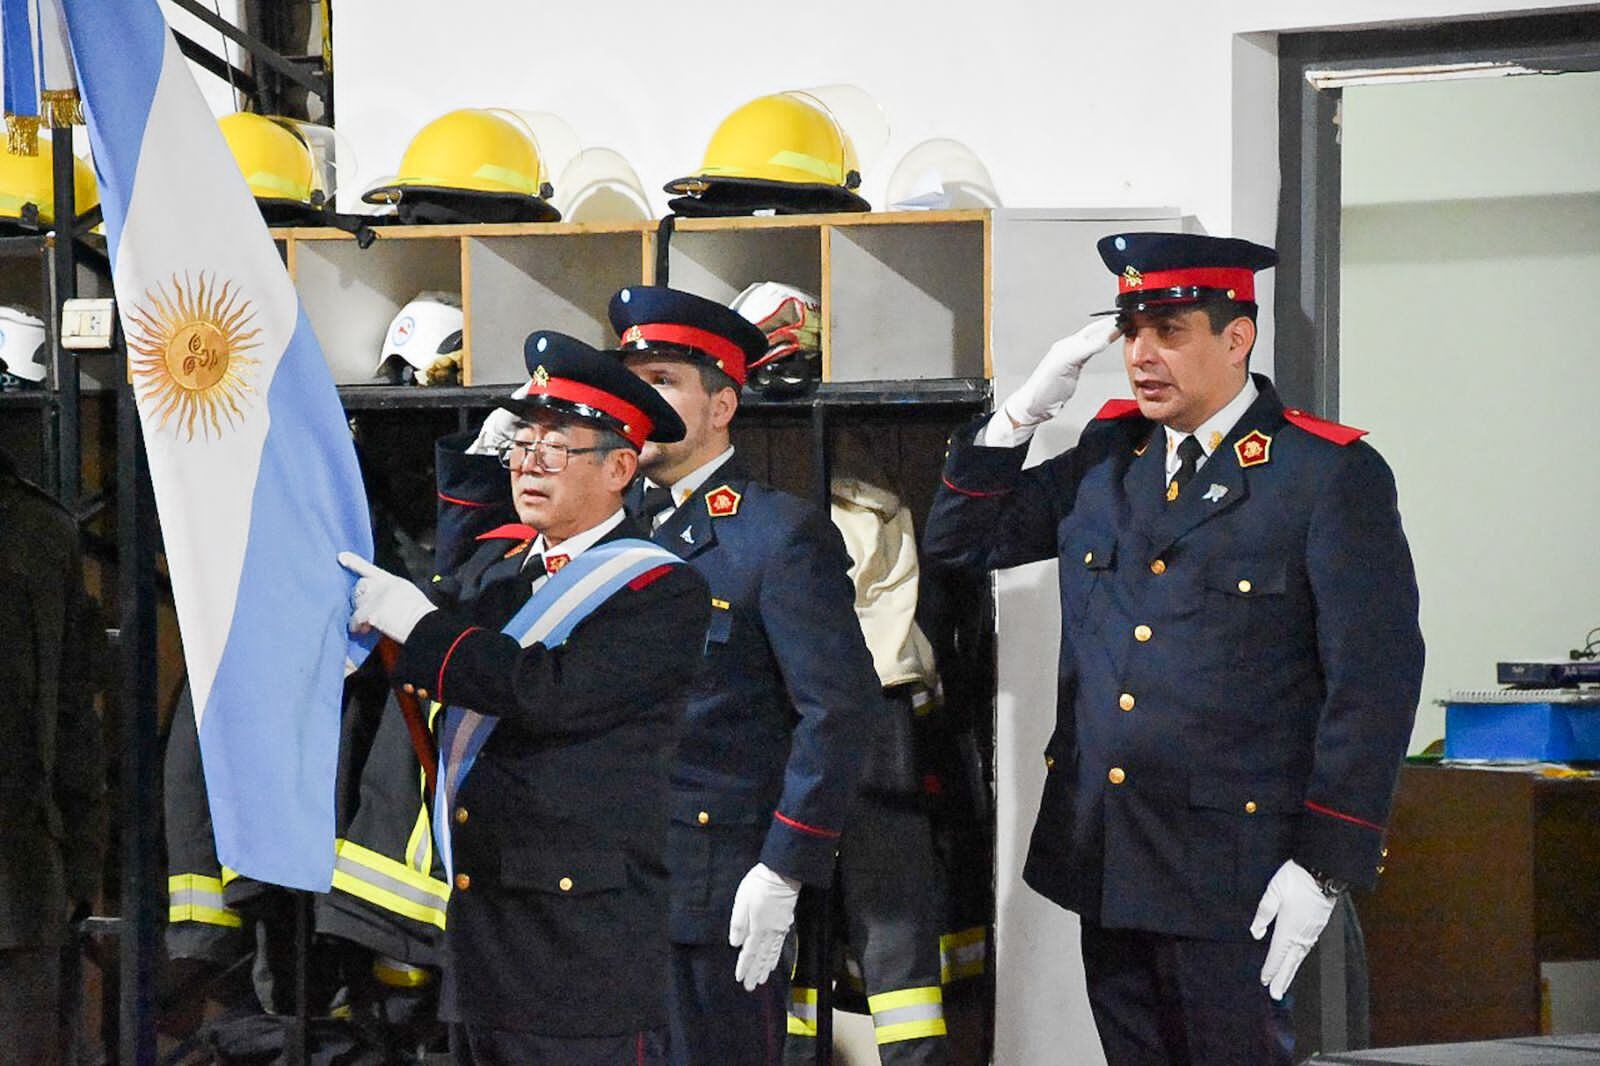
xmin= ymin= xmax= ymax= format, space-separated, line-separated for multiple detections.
xmin=730 ymin=282 xmax=822 ymax=396
xmin=0 ymin=306 xmax=48 ymax=383
xmin=377 ymin=292 xmax=464 ymax=385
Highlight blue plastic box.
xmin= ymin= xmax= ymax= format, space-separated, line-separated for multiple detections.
xmin=1444 ymin=701 xmax=1600 ymax=761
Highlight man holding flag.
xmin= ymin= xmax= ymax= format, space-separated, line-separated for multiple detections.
xmin=341 ymin=332 xmax=711 ymax=1065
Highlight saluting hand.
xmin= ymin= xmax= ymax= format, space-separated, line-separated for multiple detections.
xmin=1250 ymin=859 xmax=1338 ymax=1000
xmin=338 ymin=552 xmax=436 ymax=644
xmin=1000 ymin=318 xmax=1124 ymax=430
xmin=729 ymin=862 xmax=801 ymax=991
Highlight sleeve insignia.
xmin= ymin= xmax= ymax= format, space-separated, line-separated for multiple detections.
xmin=705 ymin=484 xmax=742 ymax=518
xmin=1234 ymin=429 xmax=1273 ymax=468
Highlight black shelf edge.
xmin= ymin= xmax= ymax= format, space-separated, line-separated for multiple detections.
xmin=337 ymin=377 xmax=992 ymax=413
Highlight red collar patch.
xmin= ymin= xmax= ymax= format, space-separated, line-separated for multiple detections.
xmin=1094 ymin=398 xmax=1143 ymax=421
xmin=1283 ymin=408 xmax=1368 ymax=446
xmin=544 ymin=553 xmax=570 ymax=575
xmin=705 ymin=484 xmax=742 ymax=518
xmin=1234 ymin=430 xmax=1272 ymax=468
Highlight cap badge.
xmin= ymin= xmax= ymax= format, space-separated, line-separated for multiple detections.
xmin=621 ymin=325 xmax=645 ymax=347
xmin=1234 ymin=429 xmax=1273 ymax=468
xmin=705 ymin=484 xmax=742 ymax=518
xmin=1123 ymin=265 xmax=1143 ymax=288
xmin=532 ymin=364 xmax=550 ymax=387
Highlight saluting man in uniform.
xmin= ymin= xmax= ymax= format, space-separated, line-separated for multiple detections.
xmin=608 ymin=286 xmax=882 ymax=1065
xmin=341 ymin=335 xmax=711 ymax=1066
xmin=923 ymin=233 xmax=1425 ymax=1065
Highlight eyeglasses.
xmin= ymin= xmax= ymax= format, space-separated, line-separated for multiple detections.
xmin=497 ymin=439 xmax=608 ymax=473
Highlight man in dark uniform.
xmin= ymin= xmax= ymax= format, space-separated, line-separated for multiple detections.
xmin=609 ymin=285 xmax=881 ymax=1065
xmin=340 ymin=335 xmax=711 ymax=1066
xmin=0 ymin=449 xmax=105 ymax=1066
xmin=923 ymin=233 xmax=1425 ymax=1066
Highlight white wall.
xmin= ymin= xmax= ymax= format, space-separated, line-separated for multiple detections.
xmin=1340 ymin=71 xmax=1600 ymax=753
xmin=329 ymin=2 xmax=1587 ymax=240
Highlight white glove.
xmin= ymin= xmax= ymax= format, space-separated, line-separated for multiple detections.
xmin=465 ymin=398 xmax=528 ymax=456
xmin=728 ymin=862 xmax=801 ymax=991
xmin=338 ymin=552 xmax=436 ymax=644
xmin=996 ymin=319 xmax=1124 ymax=432
xmin=1250 ymin=859 xmax=1338 ymax=1001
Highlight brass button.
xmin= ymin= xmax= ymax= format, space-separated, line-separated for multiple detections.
xmin=697 ymin=811 xmax=710 ymax=826
xmin=416 ymin=688 xmax=430 ymax=700
xmin=1149 ymin=559 xmax=1166 ymax=575
xmin=559 ymin=876 xmax=574 ymax=892
xmin=401 ymin=683 xmax=416 ymax=694
xmin=1237 ymin=579 xmax=1252 ymax=594
xmin=1134 ymin=624 xmax=1152 ymax=642
xmin=1118 ymin=693 xmax=1136 ymax=712
xmin=1376 ymin=864 xmax=1386 ymax=875
xmin=454 ymin=807 xmax=468 ymax=825
xmin=1083 ymin=551 xmax=1094 ymax=565
xmin=454 ymin=873 xmax=470 ymax=891
xmin=1108 ymin=767 xmax=1126 ymax=785
xmin=1044 ymin=755 xmax=1056 ymax=769
xmin=1381 ymin=847 xmax=1390 ymax=858
xmin=1244 ymin=801 xmax=1258 ymax=814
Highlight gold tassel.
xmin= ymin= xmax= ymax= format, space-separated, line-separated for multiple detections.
xmin=40 ymin=89 xmax=84 ymax=127
xmin=5 ymin=114 xmax=40 ymax=156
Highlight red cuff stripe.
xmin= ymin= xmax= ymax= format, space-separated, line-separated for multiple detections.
xmin=626 ymin=564 xmax=675 ymax=591
xmin=941 ymin=475 xmax=1011 ymax=499
xmin=436 ymin=627 xmax=483 ymax=704
xmin=1304 ymin=800 xmax=1384 ymax=833
xmin=773 ymin=811 xmax=840 ymax=839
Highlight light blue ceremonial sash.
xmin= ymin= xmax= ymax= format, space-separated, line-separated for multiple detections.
xmin=433 ymin=538 xmax=681 ymax=875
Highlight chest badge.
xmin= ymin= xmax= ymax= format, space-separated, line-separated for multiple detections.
xmin=1202 ymin=483 xmax=1229 ymax=503
xmin=680 ymin=526 xmax=695 ymax=545
xmin=705 ymin=484 xmax=742 ymax=518
xmin=1234 ymin=430 xmax=1273 ymax=469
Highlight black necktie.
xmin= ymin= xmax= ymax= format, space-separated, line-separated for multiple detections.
xmin=639 ymin=485 xmax=675 ymax=523
xmin=1169 ymin=436 xmax=1204 ymax=501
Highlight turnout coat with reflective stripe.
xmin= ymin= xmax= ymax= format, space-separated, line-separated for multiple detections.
xmin=923 ymin=376 xmax=1424 ymax=941
xmin=395 ymin=519 xmax=710 ymax=1035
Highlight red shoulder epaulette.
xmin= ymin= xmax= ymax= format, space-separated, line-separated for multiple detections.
xmin=475 ymin=523 xmax=540 ymax=542
xmin=1094 ymin=399 xmax=1143 ymax=420
xmin=1283 ymin=408 xmax=1368 ymax=446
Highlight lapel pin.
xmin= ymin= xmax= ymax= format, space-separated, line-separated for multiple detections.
xmin=1203 ymin=483 xmax=1228 ymax=503
xmin=680 ymin=526 xmax=695 ymax=545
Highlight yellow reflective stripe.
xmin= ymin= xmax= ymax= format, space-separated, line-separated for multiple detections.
xmin=406 ymin=804 xmax=433 ymax=876
xmin=867 ymin=986 xmax=943 ymax=1013
xmin=787 ymin=1014 xmax=817 ymax=1037
xmin=331 ymin=838 xmax=449 ymax=930
xmin=876 ymin=1018 xmax=948 ymax=1043
xmin=764 ymin=150 xmax=842 ymax=183
xmin=869 ymin=986 xmax=945 ymax=1044
xmin=940 ymin=926 xmax=987 ymax=983
xmin=788 ymin=984 xmax=818 ymax=1035
xmin=167 ymin=874 xmax=242 ymax=928
xmin=219 ymin=865 xmax=240 ymax=886
xmin=471 ymin=163 xmax=538 ymax=194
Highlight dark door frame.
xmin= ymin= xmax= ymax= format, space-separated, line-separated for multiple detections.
xmin=1273 ymin=8 xmax=1600 ymax=417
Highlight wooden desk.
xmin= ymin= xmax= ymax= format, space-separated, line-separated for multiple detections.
xmin=1360 ymin=764 xmax=1600 ymax=1046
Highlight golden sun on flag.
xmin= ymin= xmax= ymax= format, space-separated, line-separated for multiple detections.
xmin=127 ymin=273 xmax=262 ymax=440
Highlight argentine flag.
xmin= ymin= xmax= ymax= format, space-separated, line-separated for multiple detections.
xmin=62 ymin=0 xmax=371 ymax=890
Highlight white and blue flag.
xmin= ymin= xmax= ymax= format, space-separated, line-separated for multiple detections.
xmin=60 ymin=0 xmax=372 ymax=890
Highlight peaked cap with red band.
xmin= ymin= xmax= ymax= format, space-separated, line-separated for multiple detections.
xmin=1095 ymin=232 xmax=1278 ymax=316
xmin=608 ymin=285 xmax=769 ymax=389
xmin=506 ymin=330 xmax=686 ymax=449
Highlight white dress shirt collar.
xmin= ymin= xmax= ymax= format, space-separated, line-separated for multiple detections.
xmin=1164 ymin=376 xmax=1259 ymax=479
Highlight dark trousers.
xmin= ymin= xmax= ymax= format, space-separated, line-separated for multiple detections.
xmin=667 ymin=940 xmax=788 ymax=1066
xmin=1080 ymin=922 xmax=1294 ymax=1066
xmin=450 ymin=1023 xmax=667 ymax=1065
xmin=0 ymin=946 xmax=62 ymax=1066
